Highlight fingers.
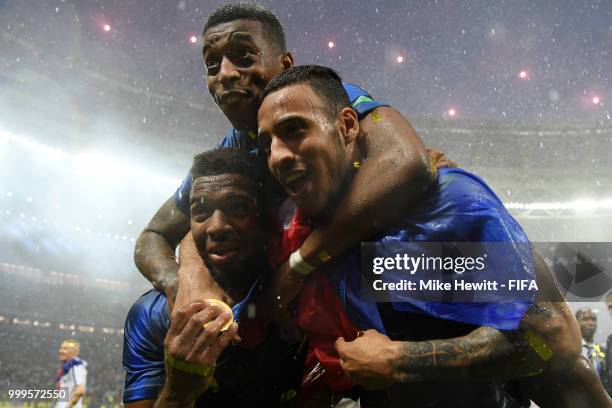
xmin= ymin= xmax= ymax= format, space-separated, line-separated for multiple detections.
xmin=334 ymin=337 xmax=347 ymax=356
xmin=168 ymin=300 xmax=208 ymax=336
xmin=178 ymin=302 xmax=226 ymax=347
xmin=185 ymin=311 xmax=232 ymax=360
xmin=231 ymin=327 xmax=242 ymax=344
xmin=166 ymin=300 xmax=234 ymax=364
xmin=426 ymin=147 xmax=443 ymax=160
xmin=198 ymin=322 xmax=239 ymax=365
xmin=338 ymin=356 xmax=349 ymax=377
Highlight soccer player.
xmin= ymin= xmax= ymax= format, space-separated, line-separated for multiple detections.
xmin=56 ymin=339 xmax=87 ymax=408
xmin=257 ymin=65 xmax=610 ymax=407
xmin=123 ymin=149 xmax=305 ymax=407
xmin=134 ymin=2 xmax=439 ymax=313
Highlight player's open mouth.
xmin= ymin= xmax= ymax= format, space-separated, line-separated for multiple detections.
xmin=208 ymin=248 xmax=239 ymax=264
xmin=284 ymin=170 xmax=310 ymax=196
xmin=218 ymin=89 xmax=250 ymax=106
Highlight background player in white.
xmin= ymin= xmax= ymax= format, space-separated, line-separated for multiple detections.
xmin=56 ymin=339 xmax=87 ymax=408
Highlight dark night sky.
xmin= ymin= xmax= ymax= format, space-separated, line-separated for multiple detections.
xmin=2 ymin=0 xmax=611 ymax=128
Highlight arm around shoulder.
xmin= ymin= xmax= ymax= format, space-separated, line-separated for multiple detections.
xmin=134 ymin=196 xmax=190 ymax=301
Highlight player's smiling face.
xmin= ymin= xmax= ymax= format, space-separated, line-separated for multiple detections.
xmin=203 ymin=19 xmax=287 ymax=132
xmin=257 ymin=83 xmax=351 ymax=220
xmin=189 ymin=173 xmax=263 ymax=283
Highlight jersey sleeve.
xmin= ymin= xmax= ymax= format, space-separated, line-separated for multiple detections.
xmin=122 ymin=290 xmax=170 ymax=403
xmin=72 ymin=364 xmax=87 ymax=387
xmin=172 ymin=129 xmax=239 ymax=214
xmin=343 ymin=83 xmax=389 ymax=118
xmin=172 ymin=172 xmax=193 ymax=215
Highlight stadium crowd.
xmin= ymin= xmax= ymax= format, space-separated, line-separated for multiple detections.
xmin=0 ymin=264 xmax=138 ymax=407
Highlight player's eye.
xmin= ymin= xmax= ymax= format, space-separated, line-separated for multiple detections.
xmin=258 ymin=135 xmax=271 ymax=156
xmin=192 ymin=205 xmax=210 ymax=220
xmin=234 ymin=49 xmax=255 ymax=67
xmin=205 ymin=59 xmax=220 ymax=75
xmin=285 ymin=125 xmax=305 ymax=139
xmin=228 ymin=201 xmax=249 ymax=216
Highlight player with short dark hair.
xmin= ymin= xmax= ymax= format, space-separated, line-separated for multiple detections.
xmin=260 ymin=65 xmax=351 ymax=120
xmin=123 ymin=149 xmax=305 ymax=408
xmin=203 ymin=2 xmax=287 ymax=54
xmin=257 ymin=65 xmax=609 ymax=407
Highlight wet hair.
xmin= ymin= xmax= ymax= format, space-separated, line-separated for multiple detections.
xmin=62 ymin=339 xmax=80 ymax=353
xmin=260 ymin=65 xmax=350 ymax=120
xmin=204 ymin=2 xmax=287 ymax=54
xmin=190 ymin=148 xmax=265 ymax=186
xmin=575 ymin=307 xmax=596 ymax=320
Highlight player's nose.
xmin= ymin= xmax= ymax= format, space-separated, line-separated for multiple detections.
xmin=218 ymin=57 xmax=240 ymax=87
xmin=207 ymin=210 xmax=235 ymax=243
xmin=269 ymin=137 xmax=295 ymax=178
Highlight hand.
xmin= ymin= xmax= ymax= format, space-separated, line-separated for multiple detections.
xmin=162 ymin=300 xmax=239 ymax=401
xmin=335 ymin=329 xmax=399 ymax=390
xmin=166 ymin=300 xmax=239 ymax=366
xmin=427 ymin=147 xmax=457 ymax=169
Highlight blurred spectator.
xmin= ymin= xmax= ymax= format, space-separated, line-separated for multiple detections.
xmin=56 ymin=340 xmax=87 ymax=408
xmin=0 ymin=265 xmax=129 ymax=407
xmin=576 ymin=307 xmax=606 ymax=380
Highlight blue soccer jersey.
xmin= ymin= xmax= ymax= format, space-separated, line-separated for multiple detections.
xmin=122 ymin=287 xmax=305 ymax=406
xmin=172 ymin=83 xmax=387 ymax=215
xmin=323 ymin=167 xmax=535 ymax=335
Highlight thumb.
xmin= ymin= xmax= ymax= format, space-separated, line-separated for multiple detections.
xmin=334 ymin=336 xmax=347 ymax=352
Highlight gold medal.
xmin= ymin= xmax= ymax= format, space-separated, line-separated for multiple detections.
xmin=203 ymin=298 xmax=234 ymax=332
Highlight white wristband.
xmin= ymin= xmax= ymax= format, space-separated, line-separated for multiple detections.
xmin=289 ymin=250 xmax=316 ymax=277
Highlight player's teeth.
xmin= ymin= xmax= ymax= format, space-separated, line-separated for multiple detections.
xmin=286 ymin=172 xmax=303 ymax=183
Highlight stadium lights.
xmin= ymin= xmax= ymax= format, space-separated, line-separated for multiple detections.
xmin=3 ymin=130 xmax=611 ymax=217
xmin=0 ymin=130 xmax=181 ymax=186
xmin=504 ymin=198 xmax=612 ymax=211
xmin=6 ymin=318 xmax=122 ymax=332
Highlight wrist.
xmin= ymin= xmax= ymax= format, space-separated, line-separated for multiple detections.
xmin=387 ymin=340 xmax=409 ymax=383
xmin=163 ymin=364 xmax=211 ymax=405
xmin=299 ymin=230 xmax=333 ymax=269
xmin=157 ymin=382 xmax=197 ymax=408
xmin=289 ymin=249 xmax=316 ymax=277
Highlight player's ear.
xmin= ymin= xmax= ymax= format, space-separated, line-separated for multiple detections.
xmin=338 ymin=107 xmax=360 ymax=146
xmin=280 ymin=52 xmax=294 ymax=70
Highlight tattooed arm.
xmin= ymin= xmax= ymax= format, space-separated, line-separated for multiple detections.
xmin=335 ymin=251 xmax=581 ymax=388
xmin=335 ymin=318 xmax=545 ymax=388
